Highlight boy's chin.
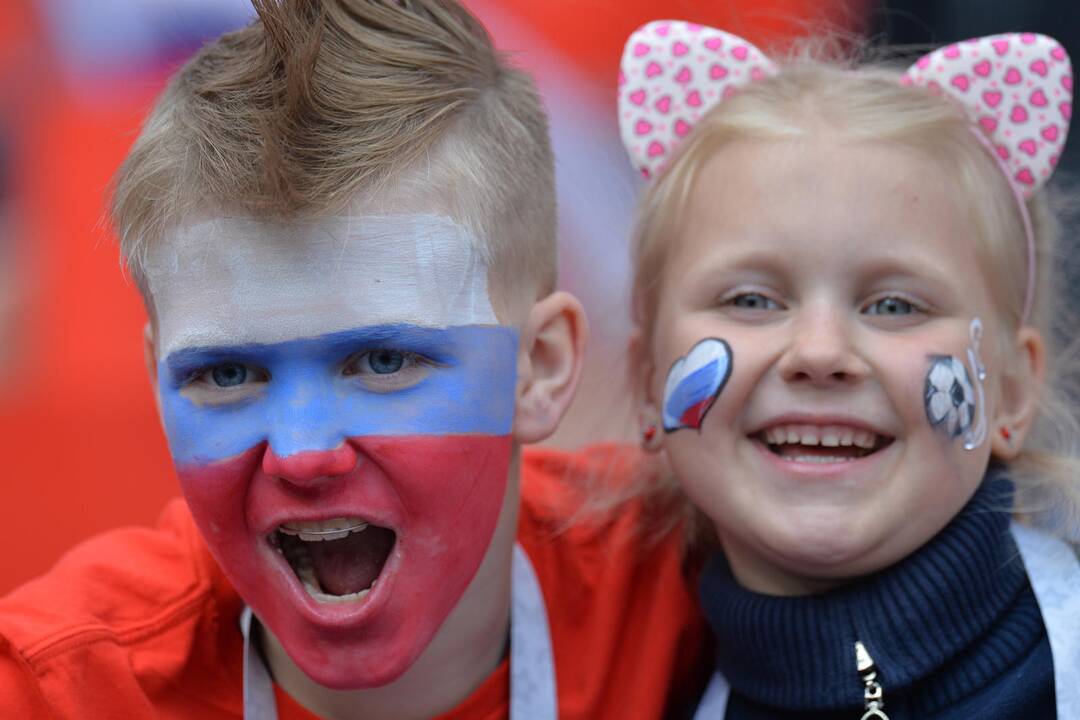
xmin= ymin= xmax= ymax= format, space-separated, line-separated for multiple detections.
xmin=269 ymin=615 xmax=438 ymax=690
xmin=300 ymin=648 xmax=420 ymax=691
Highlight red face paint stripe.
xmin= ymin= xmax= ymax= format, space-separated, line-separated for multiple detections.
xmin=179 ymin=433 xmax=512 ymax=688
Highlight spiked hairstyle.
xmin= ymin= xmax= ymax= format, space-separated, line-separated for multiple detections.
xmin=110 ymin=0 xmax=556 ymax=311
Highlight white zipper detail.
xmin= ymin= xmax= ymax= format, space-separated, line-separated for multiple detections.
xmin=854 ymin=641 xmax=891 ymax=720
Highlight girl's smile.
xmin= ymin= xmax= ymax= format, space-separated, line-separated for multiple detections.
xmin=648 ymin=135 xmax=1005 ymax=595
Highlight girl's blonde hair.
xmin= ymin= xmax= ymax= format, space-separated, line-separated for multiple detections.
xmin=627 ymin=50 xmax=1080 ymax=543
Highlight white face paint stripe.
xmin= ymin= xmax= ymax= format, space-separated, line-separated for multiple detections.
xmin=145 ymin=214 xmax=498 ymax=357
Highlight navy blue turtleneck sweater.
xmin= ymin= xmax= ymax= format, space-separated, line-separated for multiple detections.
xmin=698 ymin=474 xmax=1056 ymax=719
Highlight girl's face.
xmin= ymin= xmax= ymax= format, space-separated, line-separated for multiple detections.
xmin=647 ymin=136 xmax=1008 ymax=595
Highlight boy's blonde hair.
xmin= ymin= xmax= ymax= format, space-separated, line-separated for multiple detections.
xmin=110 ymin=0 xmax=556 ymax=313
xmin=630 ymin=54 xmax=1080 ymax=542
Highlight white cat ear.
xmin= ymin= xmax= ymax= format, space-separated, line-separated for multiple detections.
xmin=618 ymin=21 xmax=776 ymax=178
xmin=901 ymin=32 xmax=1072 ymax=198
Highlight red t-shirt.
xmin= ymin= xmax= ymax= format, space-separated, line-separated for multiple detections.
xmin=0 ymin=445 xmax=706 ymax=719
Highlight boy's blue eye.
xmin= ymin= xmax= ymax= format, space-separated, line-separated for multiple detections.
xmin=211 ymin=363 xmax=249 ymax=387
xmin=178 ymin=361 xmax=268 ymax=406
xmin=343 ymin=349 xmax=432 ymax=392
xmin=731 ymin=293 xmax=780 ymax=311
xmin=345 ymin=349 xmax=424 ymax=377
xmin=866 ymin=297 xmax=916 ymax=316
xmin=368 ymin=350 xmax=405 ymax=374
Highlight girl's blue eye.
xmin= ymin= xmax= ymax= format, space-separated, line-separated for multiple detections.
xmin=731 ymin=292 xmax=780 ymax=311
xmin=865 ymin=297 xmax=916 ymax=316
xmin=368 ymin=350 xmax=405 ymax=374
xmin=211 ymin=363 xmax=249 ymax=387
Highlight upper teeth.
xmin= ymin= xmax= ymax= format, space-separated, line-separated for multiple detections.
xmin=762 ymin=424 xmax=878 ymax=449
xmin=278 ymin=517 xmax=369 ymax=542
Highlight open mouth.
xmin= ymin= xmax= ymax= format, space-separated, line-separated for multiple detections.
xmin=754 ymin=423 xmax=894 ymax=463
xmin=270 ymin=518 xmax=396 ymax=604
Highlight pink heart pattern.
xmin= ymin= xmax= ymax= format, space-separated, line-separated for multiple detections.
xmin=901 ymin=33 xmax=1072 ymax=199
xmin=618 ymin=21 xmax=777 ymax=177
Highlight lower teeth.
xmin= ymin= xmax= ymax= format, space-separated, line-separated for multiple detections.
xmin=785 ymin=454 xmax=857 ymax=463
xmin=300 ymin=576 xmax=373 ymax=604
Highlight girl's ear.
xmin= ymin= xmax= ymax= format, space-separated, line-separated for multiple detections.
xmin=629 ymin=329 xmax=664 ymax=453
xmin=991 ymin=326 xmax=1046 ymax=460
xmin=512 ymin=292 xmax=588 ymax=444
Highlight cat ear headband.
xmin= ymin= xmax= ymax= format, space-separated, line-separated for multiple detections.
xmin=618 ymin=22 xmax=1073 ymax=322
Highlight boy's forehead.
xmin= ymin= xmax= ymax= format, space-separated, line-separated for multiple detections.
xmin=146 ymin=213 xmax=496 ymax=357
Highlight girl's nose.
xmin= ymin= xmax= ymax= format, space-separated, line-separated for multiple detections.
xmin=262 ymin=443 xmax=358 ymax=487
xmin=777 ymin=305 xmax=870 ymax=387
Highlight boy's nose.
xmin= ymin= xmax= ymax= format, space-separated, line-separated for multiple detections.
xmin=262 ymin=443 xmax=358 ymax=487
xmin=777 ymin=305 xmax=869 ymax=387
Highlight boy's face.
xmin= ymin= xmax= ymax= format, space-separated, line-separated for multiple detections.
xmin=146 ymin=214 xmax=519 ymax=688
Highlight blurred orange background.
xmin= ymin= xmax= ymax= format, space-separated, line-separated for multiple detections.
xmin=0 ymin=0 xmax=863 ymax=595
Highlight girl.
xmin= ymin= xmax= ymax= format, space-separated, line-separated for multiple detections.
xmin=617 ymin=22 xmax=1079 ymax=719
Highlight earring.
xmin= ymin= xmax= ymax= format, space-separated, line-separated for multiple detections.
xmin=641 ymin=421 xmax=663 ymax=451
xmin=1000 ymin=426 xmax=1012 ymax=441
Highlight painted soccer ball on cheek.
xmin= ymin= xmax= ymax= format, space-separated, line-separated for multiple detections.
xmin=924 ymin=318 xmax=989 ymax=451
xmin=149 ymin=215 xmax=518 ymax=687
xmin=925 ymin=356 xmax=976 ymax=437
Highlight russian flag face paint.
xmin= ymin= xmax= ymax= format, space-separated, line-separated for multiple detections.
xmin=662 ymin=338 xmax=733 ymax=432
xmin=147 ymin=215 xmax=517 ymax=688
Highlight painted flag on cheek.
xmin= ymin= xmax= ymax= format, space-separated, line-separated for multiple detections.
xmin=663 ymin=338 xmax=732 ymax=432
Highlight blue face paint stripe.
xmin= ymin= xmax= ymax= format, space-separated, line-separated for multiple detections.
xmin=159 ymin=324 xmax=519 ymax=465
xmin=162 ymin=325 xmax=470 ymax=387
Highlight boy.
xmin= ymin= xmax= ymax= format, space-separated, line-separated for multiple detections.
xmin=0 ymin=1 xmax=703 ymax=718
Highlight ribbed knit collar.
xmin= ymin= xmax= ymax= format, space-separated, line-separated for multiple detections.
xmin=699 ymin=471 xmax=1025 ymax=711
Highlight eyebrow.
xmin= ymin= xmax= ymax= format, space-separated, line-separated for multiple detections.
xmin=853 ymin=253 xmax=957 ymax=289
xmin=682 ymin=247 xmax=792 ymax=282
xmin=164 ymin=345 xmax=266 ymax=379
xmin=163 ymin=324 xmax=459 ymax=378
xmin=690 ymin=243 xmax=958 ymax=285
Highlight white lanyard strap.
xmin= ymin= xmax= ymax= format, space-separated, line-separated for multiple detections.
xmin=510 ymin=542 xmax=557 ymax=720
xmin=241 ymin=541 xmax=558 ymax=719
xmin=240 ymin=605 xmax=279 ymax=720
xmin=1011 ymin=521 xmax=1080 ymax=719
xmin=693 ymin=670 xmax=730 ymax=719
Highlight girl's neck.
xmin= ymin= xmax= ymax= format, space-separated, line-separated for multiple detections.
xmin=699 ymin=472 xmax=1028 ymax=711
xmin=718 ymin=535 xmax=853 ymax=596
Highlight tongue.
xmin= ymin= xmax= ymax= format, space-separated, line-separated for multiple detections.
xmin=306 ymin=527 xmax=396 ymax=596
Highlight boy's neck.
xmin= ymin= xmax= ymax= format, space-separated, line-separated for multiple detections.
xmin=260 ymin=460 xmax=522 ymax=720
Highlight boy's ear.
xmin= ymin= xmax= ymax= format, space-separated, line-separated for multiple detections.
xmin=990 ymin=326 xmax=1045 ymax=460
xmin=143 ymin=323 xmax=165 ymax=424
xmin=512 ymin=291 xmax=588 ymax=444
